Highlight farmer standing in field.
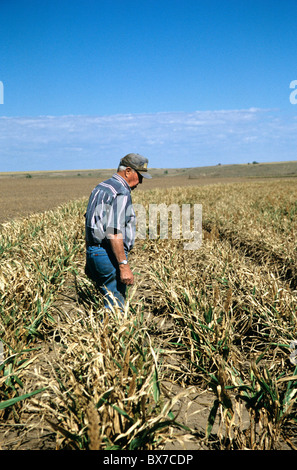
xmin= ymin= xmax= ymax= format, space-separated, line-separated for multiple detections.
xmin=85 ymin=153 xmax=152 ymax=310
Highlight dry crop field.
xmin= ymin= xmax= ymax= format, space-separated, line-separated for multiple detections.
xmin=0 ymin=166 xmax=297 ymax=450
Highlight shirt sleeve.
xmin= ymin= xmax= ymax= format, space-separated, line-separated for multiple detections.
xmin=106 ymin=194 xmax=128 ymax=236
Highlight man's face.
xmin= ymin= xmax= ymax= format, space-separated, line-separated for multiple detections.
xmin=126 ymin=168 xmax=143 ymax=190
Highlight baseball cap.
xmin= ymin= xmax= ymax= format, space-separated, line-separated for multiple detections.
xmin=120 ymin=153 xmax=152 ymax=179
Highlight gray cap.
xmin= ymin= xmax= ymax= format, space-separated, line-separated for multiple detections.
xmin=120 ymin=153 xmax=152 ymax=179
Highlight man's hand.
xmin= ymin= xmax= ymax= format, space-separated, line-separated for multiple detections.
xmin=119 ymin=264 xmax=134 ymax=285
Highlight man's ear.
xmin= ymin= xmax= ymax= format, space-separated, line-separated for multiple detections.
xmin=125 ymin=167 xmax=133 ymax=177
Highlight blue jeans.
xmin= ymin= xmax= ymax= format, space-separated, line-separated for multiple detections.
xmin=85 ymin=245 xmax=127 ymax=310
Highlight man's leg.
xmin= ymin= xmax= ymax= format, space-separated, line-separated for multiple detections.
xmin=86 ymin=245 xmax=126 ymax=309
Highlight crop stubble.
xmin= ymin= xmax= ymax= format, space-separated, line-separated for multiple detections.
xmin=0 ymin=173 xmax=253 ymax=225
xmin=1 ymin=172 xmax=297 ymax=450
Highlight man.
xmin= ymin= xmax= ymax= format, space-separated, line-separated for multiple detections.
xmin=85 ymin=153 xmax=152 ymax=310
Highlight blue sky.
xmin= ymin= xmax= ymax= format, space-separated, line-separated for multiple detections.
xmin=1 ymin=0 xmax=297 ymax=171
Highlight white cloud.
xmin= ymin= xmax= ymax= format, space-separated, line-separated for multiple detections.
xmin=0 ymin=108 xmax=296 ymax=171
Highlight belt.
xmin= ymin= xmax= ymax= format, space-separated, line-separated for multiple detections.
xmin=87 ymin=240 xmax=108 ymax=248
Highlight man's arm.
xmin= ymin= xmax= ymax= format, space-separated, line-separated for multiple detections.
xmin=108 ymin=231 xmax=134 ymax=286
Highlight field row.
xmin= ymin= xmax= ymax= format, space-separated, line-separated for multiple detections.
xmin=130 ymin=180 xmax=297 ymax=448
xmin=1 ymin=178 xmax=297 ymax=450
xmin=133 ymin=180 xmax=297 ymax=287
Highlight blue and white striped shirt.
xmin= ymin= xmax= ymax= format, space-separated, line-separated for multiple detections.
xmin=85 ymin=173 xmax=136 ymax=252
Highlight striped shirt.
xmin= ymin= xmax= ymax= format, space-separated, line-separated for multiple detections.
xmin=85 ymin=173 xmax=136 ymax=252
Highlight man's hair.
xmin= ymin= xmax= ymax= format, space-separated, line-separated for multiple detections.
xmin=117 ymin=165 xmax=136 ymax=173
xmin=117 ymin=164 xmax=126 ymax=172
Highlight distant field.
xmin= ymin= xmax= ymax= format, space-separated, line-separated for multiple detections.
xmin=1 ymin=160 xmax=296 ymax=225
xmin=1 ymin=159 xmax=297 ymax=180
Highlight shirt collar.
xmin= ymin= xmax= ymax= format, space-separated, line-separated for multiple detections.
xmin=112 ymin=173 xmax=131 ymax=192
